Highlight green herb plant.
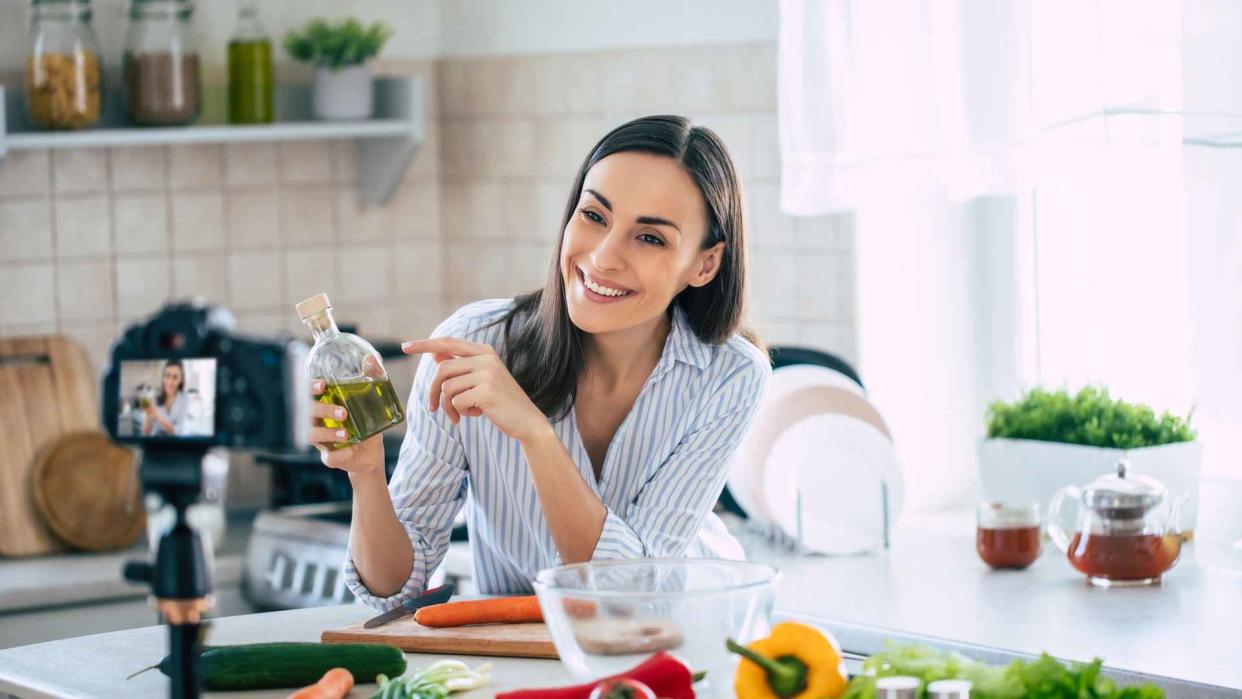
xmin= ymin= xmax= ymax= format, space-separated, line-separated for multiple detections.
xmin=284 ymin=18 xmax=393 ymax=70
xmin=985 ymin=386 xmax=1195 ymax=449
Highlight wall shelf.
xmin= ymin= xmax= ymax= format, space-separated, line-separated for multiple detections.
xmin=0 ymin=77 xmax=423 ymax=205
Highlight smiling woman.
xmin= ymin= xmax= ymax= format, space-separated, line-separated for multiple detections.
xmin=311 ymin=115 xmax=772 ymax=607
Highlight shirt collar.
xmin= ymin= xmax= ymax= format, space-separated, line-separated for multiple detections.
xmin=661 ymin=306 xmax=711 ymax=371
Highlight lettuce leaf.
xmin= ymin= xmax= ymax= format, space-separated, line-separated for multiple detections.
xmin=843 ymin=642 xmax=1164 ymax=699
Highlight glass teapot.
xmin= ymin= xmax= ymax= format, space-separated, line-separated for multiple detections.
xmin=1048 ymin=459 xmax=1187 ymax=587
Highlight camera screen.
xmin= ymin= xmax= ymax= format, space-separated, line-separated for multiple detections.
xmin=117 ymin=358 xmax=217 ymax=439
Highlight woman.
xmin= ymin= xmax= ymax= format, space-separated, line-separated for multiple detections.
xmin=143 ymin=360 xmax=188 ymax=437
xmin=310 ymin=116 xmax=771 ymax=609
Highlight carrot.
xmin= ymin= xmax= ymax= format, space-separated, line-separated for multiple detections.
xmin=414 ymin=595 xmax=544 ymax=627
xmin=286 ymin=667 xmax=354 ymax=699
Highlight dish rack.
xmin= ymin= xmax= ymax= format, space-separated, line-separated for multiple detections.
xmin=738 ymin=480 xmax=893 ymax=555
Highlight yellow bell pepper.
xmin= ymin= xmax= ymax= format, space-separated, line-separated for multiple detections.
xmin=728 ymin=621 xmax=848 ymax=699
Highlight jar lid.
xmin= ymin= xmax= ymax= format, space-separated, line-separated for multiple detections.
xmin=1082 ymin=458 xmax=1166 ymax=510
xmin=295 ymin=293 xmax=332 ymax=320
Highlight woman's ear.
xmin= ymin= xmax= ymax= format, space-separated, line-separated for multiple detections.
xmin=688 ymin=241 xmax=726 ymax=288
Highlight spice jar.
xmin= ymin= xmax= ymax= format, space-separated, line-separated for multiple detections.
xmin=123 ymin=0 xmax=201 ymax=125
xmin=25 ymin=0 xmax=103 ymax=130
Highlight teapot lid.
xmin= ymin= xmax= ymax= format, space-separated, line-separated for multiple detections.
xmin=1083 ymin=458 xmax=1165 ymax=510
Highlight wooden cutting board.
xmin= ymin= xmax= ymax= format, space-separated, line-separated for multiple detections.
xmin=0 ymin=336 xmax=98 ymax=557
xmin=321 ymin=618 xmax=558 ymax=659
xmin=32 ymin=431 xmax=145 ymax=552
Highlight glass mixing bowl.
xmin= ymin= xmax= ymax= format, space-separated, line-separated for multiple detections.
xmin=533 ymin=559 xmax=779 ymax=697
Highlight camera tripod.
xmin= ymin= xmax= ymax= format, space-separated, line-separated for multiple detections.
xmin=123 ymin=443 xmax=215 ymax=699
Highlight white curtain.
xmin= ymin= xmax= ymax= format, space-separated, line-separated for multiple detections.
xmin=778 ymin=0 xmax=1199 ymax=513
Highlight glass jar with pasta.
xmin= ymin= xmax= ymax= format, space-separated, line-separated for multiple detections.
xmin=25 ymin=0 xmax=103 ymax=130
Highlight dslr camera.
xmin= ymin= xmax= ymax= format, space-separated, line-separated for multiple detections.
xmin=102 ymin=301 xmax=309 ymax=450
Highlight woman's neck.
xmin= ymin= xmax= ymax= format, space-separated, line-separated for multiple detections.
xmin=583 ymin=311 xmax=671 ymax=392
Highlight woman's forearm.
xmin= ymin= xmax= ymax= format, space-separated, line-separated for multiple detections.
xmin=522 ymin=425 xmax=607 ymax=563
xmin=347 ymin=468 xmax=416 ymax=598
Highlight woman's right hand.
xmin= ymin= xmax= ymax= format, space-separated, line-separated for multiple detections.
xmin=310 ymin=379 xmax=384 ymax=477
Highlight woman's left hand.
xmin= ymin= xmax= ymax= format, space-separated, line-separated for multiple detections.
xmin=402 ymin=337 xmax=552 ymax=443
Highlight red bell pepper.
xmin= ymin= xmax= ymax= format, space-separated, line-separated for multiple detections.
xmin=496 ymin=651 xmax=699 ymax=699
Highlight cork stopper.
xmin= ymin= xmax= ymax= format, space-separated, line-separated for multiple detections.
xmin=295 ymin=293 xmax=332 ymax=320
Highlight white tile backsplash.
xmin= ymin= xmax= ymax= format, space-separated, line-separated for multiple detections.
xmin=173 ymin=253 xmax=229 ymax=304
xmin=0 ymin=263 xmax=56 ymax=327
xmin=168 ymin=145 xmax=223 ymax=189
xmin=283 ymin=247 xmax=338 ymax=308
xmin=0 ymin=150 xmax=51 ymax=197
xmin=114 ymin=193 xmax=170 ymax=254
xmin=279 ymin=141 xmax=333 ymax=184
xmin=171 ymin=192 xmax=226 ymax=252
xmin=336 ymin=244 xmax=395 ymax=304
xmin=115 ymin=256 xmax=171 ymax=320
xmin=226 ymin=190 xmax=280 ymax=249
xmin=228 ymin=251 xmax=283 ymax=310
xmin=52 ymin=150 xmax=109 ymax=194
xmin=110 ymin=146 xmax=167 ymax=192
xmin=0 ymin=197 xmax=53 ymax=262
xmin=54 ymin=196 xmax=112 ymax=258
xmin=57 ymin=258 xmax=114 ymax=321
xmin=280 ymin=187 xmax=336 ymax=245
xmin=224 ymin=143 xmax=277 ymax=188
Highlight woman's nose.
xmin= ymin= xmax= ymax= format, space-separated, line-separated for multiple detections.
xmin=589 ymin=228 xmax=627 ymax=271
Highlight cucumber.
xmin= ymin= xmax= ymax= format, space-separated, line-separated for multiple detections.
xmin=142 ymin=642 xmax=406 ymax=691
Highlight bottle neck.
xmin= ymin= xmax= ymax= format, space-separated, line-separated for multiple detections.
xmin=305 ymin=311 xmax=339 ymax=341
xmin=233 ymin=2 xmax=266 ymax=40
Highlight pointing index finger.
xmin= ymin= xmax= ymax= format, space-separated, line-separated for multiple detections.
xmin=402 ymin=337 xmax=492 ymax=358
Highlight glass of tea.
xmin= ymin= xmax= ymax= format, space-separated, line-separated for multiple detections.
xmin=976 ymin=502 xmax=1042 ymax=570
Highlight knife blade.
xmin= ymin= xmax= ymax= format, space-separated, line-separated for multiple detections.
xmin=362 ymin=583 xmax=455 ymax=629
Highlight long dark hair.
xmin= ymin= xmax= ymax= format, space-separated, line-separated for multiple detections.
xmin=496 ymin=115 xmax=759 ymax=419
xmin=156 ymin=359 xmax=185 ymax=406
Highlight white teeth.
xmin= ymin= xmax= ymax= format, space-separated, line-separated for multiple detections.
xmin=581 ymin=270 xmax=630 ymax=297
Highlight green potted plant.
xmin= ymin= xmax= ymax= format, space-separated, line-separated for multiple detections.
xmin=979 ymin=386 xmax=1202 ymax=532
xmin=284 ymin=18 xmax=392 ymax=121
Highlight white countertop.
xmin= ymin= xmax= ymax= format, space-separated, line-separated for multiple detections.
xmin=736 ymin=524 xmax=1242 ymax=693
xmin=1 ymin=524 xmax=1240 ymax=698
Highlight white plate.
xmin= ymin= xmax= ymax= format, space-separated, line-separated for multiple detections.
xmin=727 ymin=364 xmax=865 ymax=523
xmin=760 ymin=414 xmax=902 ymax=555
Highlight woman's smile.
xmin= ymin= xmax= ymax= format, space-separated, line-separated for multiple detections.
xmin=576 ymin=266 xmax=637 ymax=303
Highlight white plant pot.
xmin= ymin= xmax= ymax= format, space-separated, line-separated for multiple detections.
xmin=977 ymin=438 xmax=1202 ymax=534
xmin=313 ymin=65 xmax=373 ymax=121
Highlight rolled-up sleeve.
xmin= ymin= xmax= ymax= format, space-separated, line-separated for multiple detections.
xmin=591 ymin=354 xmax=771 ymax=560
xmin=343 ymin=339 xmax=468 ymax=611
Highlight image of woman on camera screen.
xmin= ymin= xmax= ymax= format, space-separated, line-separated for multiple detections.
xmin=143 ymin=360 xmax=188 ymax=437
xmin=308 ymin=115 xmax=771 ymax=609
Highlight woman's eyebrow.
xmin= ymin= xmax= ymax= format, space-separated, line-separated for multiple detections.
xmin=584 ymin=188 xmax=681 ymax=234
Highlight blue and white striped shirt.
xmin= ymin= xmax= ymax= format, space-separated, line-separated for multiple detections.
xmin=344 ymin=298 xmax=771 ymax=610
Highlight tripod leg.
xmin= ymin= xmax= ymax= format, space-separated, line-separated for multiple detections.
xmin=168 ymin=622 xmax=203 ymax=699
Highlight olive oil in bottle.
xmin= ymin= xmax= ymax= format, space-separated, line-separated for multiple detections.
xmin=296 ymin=293 xmax=404 ymax=449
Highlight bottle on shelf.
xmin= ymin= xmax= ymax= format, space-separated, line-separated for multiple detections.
xmin=296 ymin=293 xmax=405 ymax=450
xmin=25 ymin=0 xmax=103 ymax=130
xmin=227 ymin=0 xmax=273 ymax=124
xmin=122 ymin=0 xmax=201 ymax=126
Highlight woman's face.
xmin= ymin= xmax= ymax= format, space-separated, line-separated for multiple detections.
xmin=163 ymin=365 xmax=183 ymax=396
xmin=560 ymin=152 xmax=724 ymax=336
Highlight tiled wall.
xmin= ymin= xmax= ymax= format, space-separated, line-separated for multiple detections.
xmin=436 ymin=43 xmax=857 ymax=362
xmin=0 ymin=62 xmax=443 ymax=373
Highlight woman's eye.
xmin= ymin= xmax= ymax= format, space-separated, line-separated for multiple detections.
xmin=638 ymin=233 xmax=665 ymax=246
xmin=582 ymin=210 xmax=604 ymax=224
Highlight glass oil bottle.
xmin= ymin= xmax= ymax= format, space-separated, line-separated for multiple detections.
xmin=296 ymin=293 xmax=404 ymax=449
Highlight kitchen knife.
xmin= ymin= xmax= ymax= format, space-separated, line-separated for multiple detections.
xmin=362 ymin=583 xmax=455 ymax=629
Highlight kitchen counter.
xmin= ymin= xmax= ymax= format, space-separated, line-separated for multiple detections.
xmin=1 ymin=525 xmax=1240 ymax=698
xmin=735 ymin=524 xmax=1242 ymax=696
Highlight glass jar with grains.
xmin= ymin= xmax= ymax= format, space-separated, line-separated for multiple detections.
xmin=25 ymin=0 xmax=103 ymax=130
xmin=123 ymin=0 xmax=201 ymax=125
